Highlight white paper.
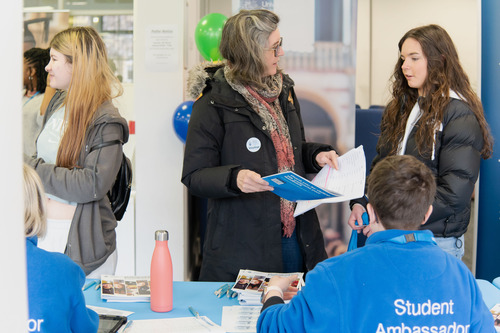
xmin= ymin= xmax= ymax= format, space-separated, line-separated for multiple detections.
xmin=122 ymin=316 xmax=225 ymax=333
xmin=145 ymin=25 xmax=178 ymax=72
xmin=86 ymin=305 xmax=134 ymax=317
xmin=294 ymin=146 xmax=366 ymax=216
xmin=221 ymin=306 xmax=261 ymax=333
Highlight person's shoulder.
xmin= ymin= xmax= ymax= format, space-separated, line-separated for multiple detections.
xmin=187 ymin=62 xmax=225 ymax=100
xmin=42 ymin=247 xmax=82 ymax=269
xmin=281 ymin=72 xmax=295 ymax=88
xmin=317 ymin=246 xmax=370 ymax=270
xmin=28 ymin=244 xmax=86 ymax=281
xmin=442 ymin=98 xmax=481 ymax=133
xmin=305 ymin=247 xmax=377 ymax=286
xmin=96 ymin=100 xmax=120 ymax=117
xmin=444 ymin=98 xmax=474 ymax=118
xmin=94 ymin=101 xmax=128 ymax=130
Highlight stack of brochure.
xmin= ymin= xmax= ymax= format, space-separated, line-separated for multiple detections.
xmin=100 ymin=275 xmax=151 ymax=302
xmin=231 ymin=269 xmax=304 ymax=306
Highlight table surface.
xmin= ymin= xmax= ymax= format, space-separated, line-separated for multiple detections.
xmin=84 ymin=280 xmax=238 ymax=325
xmin=84 ymin=278 xmax=500 ymax=326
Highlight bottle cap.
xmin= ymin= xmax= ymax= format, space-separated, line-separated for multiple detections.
xmin=155 ymin=230 xmax=169 ymax=241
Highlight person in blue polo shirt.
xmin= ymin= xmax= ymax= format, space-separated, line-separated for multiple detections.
xmin=257 ymin=155 xmax=495 ymax=332
xmin=23 ymin=164 xmax=98 ymax=333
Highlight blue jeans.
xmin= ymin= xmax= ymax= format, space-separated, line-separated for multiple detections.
xmin=281 ymin=229 xmax=304 ymax=273
xmin=435 ymin=235 xmax=464 ymax=260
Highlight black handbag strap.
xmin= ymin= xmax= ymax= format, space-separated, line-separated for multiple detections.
xmin=90 ymin=139 xmax=123 ymax=153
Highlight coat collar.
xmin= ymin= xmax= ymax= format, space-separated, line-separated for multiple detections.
xmin=187 ymin=62 xmax=295 ymax=109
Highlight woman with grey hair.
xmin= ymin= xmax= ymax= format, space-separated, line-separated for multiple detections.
xmin=182 ymin=9 xmax=338 ymax=281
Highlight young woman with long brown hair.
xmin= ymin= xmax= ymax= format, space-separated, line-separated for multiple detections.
xmin=348 ymin=24 xmax=493 ymax=259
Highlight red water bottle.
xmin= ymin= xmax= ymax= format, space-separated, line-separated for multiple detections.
xmin=150 ymin=230 xmax=173 ymax=312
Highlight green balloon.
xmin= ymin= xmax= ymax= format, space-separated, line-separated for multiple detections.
xmin=194 ymin=13 xmax=227 ymax=61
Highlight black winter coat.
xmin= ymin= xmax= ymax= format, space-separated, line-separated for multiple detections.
xmin=353 ymin=98 xmax=484 ymax=238
xmin=182 ymin=65 xmax=329 ymax=281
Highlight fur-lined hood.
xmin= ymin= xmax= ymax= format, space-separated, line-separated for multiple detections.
xmin=186 ymin=61 xmax=225 ymax=100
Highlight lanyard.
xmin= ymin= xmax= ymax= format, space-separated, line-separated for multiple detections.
xmin=23 ymin=91 xmax=40 ymax=106
xmin=384 ymin=232 xmax=437 ymax=245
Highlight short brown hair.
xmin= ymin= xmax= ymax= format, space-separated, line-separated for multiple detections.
xmin=367 ymin=155 xmax=436 ymax=230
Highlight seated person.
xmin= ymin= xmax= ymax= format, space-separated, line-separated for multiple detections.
xmin=23 ymin=164 xmax=98 ymax=333
xmin=257 ymin=155 xmax=495 ymax=332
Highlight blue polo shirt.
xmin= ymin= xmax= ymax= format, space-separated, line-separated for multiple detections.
xmin=258 ymin=229 xmax=495 ymax=332
xmin=26 ymin=236 xmax=98 ymax=333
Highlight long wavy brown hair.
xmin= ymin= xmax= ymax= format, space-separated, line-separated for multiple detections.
xmin=50 ymin=26 xmax=122 ymax=168
xmin=380 ymin=24 xmax=492 ymax=159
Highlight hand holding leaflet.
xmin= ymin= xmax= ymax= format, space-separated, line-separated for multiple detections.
xmin=294 ymin=146 xmax=366 ymax=216
xmin=262 ymin=171 xmax=341 ymax=202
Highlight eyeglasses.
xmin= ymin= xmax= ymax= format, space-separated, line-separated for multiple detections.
xmin=265 ymin=37 xmax=283 ymax=57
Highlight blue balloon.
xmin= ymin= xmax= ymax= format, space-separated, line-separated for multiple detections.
xmin=173 ymin=101 xmax=193 ymax=143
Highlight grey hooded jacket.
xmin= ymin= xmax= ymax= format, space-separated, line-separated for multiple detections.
xmin=25 ymin=90 xmax=129 ymax=275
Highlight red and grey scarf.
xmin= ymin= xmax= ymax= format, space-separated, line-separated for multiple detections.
xmin=225 ymin=67 xmax=296 ymax=237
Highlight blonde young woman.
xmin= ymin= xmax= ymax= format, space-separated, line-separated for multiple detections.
xmin=25 ymin=26 xmax=129 ymax=277
xmin=24 ymin=164 xmax=98 ymax=332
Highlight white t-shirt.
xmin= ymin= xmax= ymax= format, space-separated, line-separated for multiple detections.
xmin=36 ymin=106 xmax=76 ymax=206
xmin=398 ymin=90 xmax=462 ymax=160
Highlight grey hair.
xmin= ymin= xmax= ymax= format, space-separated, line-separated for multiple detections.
xmin=219 ymin=9 xmax=280 ymax=88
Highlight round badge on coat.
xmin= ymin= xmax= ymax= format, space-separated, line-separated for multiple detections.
xmin=246 ymin=137 xmax=261 ymax=152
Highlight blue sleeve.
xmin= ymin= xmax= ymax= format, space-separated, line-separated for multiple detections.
xmin=69 ymin=265 xmax=99 ymax=333
xmin=257 ymin=264 xmax=342 ymax=332
xmin=469 ymin=277 xmax=496 ymax=332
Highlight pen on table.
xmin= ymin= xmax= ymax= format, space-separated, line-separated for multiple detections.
xmin=189 ymin=307 xmax=215 ymax=327
xmin=188 ymin=306 xmax=200 ymax=319
xmin=216 ymin=284 xmax=231 ymax=298
xmin=122 ymin=320 xmax=133 ymax=332
xmin=95 ymin=282 xmax=101 ymax=290
xmin=82 ymin=280 xmax=97 ymax=291
xmin=214 ymin=284 xmax=228 ymax=296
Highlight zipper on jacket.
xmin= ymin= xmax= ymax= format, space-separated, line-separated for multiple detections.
xmin=442 ymin=216 xmax=450 ymax=237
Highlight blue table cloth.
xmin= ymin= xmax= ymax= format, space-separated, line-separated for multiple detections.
xmin=84 ymin=280 xmax=238 ymax=325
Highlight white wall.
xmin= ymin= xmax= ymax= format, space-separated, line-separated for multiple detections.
xmin=0 ymin=2 xmax=29 ymax=331
xmin=356 ymin=0 xmax=479 ymax=107
xmin=133 ymin=0 xmax=186 ymax=280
